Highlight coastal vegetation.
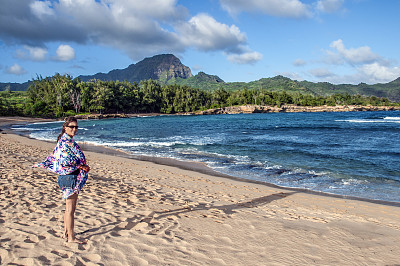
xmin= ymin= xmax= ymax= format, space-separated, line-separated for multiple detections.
xmin=1 ymin=73 xmax=397 ymax=118
xmin=177 ymin=74 xmax=400 ymax=103
xmin=0 ymin=90 xmax=27 ymax=116
xmin=2 ymin=54 xmax=400 ymax=103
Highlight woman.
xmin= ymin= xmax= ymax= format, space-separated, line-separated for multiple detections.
xmin=35 ymin=117 xmax=90 ymax=244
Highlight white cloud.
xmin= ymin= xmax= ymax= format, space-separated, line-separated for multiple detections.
xmin=17 ymin=45 xmax=48 ymax=61
xmin=107 ymin=0 xmax=187 ymax=21
xmin=5 ymin=64 xmax=27 ymax=75
xmin=219 ymin=0 xmax=312 ymax=18
xmin=30 ymin=0 xmax=55 ymax=19
xmin=277 ymin=72 xmax=304 ymax=81
xmin=53 ymin=0 xmax=186 ymax=57
xmin=329 ymin=39 xmax=381 ymax=65
xmin=316 ymin=0 xmax=344 ymax=13
xmin=0 ymin=0 xmax=259 ymax=65
xmin=56 ymin=44 xmax=75 ymax=61
xmin=357 ymin=63 xmax=400 ymax=83
xmin=176 ymin=13 xmax=262 ymax=63
xmin=293 ymin=59 xmax=307 ymax=66
xmin=311 ymin=39 xmax=400 ymax=84
xmin=178 ymin=13 xmax=246 ymax=51
xmin=226 ymin=51 xmax=263 ymax=64
xmin=309 ymin=68 xmax=335 ymax=78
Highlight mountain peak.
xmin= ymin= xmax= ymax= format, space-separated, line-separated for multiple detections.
xmin=389 ymin=77 xmax=400 ymax=84
xmin=79 ymin=54 xmax=192 ymax=83
xmin=196 ymin=71 xmax=224 ymax=83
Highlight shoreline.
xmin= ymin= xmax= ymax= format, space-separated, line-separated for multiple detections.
xmin=2 ymin=116 xmax=400 ymax=264
xmin=1 ymin=103 xmax=399 ymax=124
xmin=3 ymin=116 xmax=400 ymax=208
xmin=192 ymin=104 xmax=400 ymax=115
xmin=72 ymin=104 xmax=400 ymax=118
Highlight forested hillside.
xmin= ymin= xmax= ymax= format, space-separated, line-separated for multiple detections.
xmin=1 ymin=54 xmax=399 ymax=102
xmin=1 ymin=74 xmax=396 ymax=117
xmin=175 ymin=75 xmax=400 ymax=102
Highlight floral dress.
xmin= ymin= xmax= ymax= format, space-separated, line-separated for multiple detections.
xmin=34 ymin=133 xmax=89 ymax=199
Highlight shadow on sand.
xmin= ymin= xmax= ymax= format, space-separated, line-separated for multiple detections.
xmin=78 ymin=192 xmax=296 ymax=238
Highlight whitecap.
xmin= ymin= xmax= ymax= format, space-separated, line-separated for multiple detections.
xmin=384 ymin=117 xmax=400 ymax=120
xmin=82 ymin=140 xmax=144 ymax=147
xmin=11 ymin=127 xmax=44 ymax=131
xmin=336 ymin=119 xmax=397 ymax=123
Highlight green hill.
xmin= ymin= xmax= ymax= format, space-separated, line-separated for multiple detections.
xmin=297 ymin=78 xmax=400 ymax=102
xmin=174 ymin=74 xmax=400 ymax=102
xmin=171 ymin=71 xmax=225 ymax=90
xmin=1 ymin=53 xmax=399 ymax=102
xmin=0 ymin=81 xmax=32 ymax=91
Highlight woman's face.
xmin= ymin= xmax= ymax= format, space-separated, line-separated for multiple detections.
xmin=65 ymin=121 xmax=78 ymax=138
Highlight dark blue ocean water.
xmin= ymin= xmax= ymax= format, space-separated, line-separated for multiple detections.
xmin=14 ymin=111 xmax=400 ymax=203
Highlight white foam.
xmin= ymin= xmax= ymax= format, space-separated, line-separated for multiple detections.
xmin=11 ymin=127 xmax=44 ymax=131
xmin=264 ymin=165 xmax=284 ymax=170
xmin=148 ymin=141 xmax=182 ymax=147
xmin=83 ymin=140 xmax=144 ymax=147
xmin=341 ymin=178 xmax=369 ymax=185
xmin=384 ymin=117 xmax=400 ymax=120
xmin=32 ymin=121 xmax=63 ymax=125
xmin=29 ymin=133 xmax=55 ymax=142
xmin=336 ymin=119 xmax=400 ymax=123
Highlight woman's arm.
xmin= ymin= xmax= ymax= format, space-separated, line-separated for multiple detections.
xmin=79 ymin=164 xmax=90 ymax=172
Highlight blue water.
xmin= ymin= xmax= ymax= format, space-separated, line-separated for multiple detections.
xmin=14 ymin=111 xmax=400 ymax=203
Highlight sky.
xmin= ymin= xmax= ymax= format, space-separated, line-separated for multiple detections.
xmin=1 ymin=0 xmax=400 ymax=85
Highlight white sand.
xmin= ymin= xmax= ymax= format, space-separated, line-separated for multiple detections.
xmin=1 ymin=124 xmax=400 ymax=265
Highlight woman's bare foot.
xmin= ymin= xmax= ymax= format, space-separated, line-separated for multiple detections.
xmin=62 ymin=231 xmax=68 ymax=240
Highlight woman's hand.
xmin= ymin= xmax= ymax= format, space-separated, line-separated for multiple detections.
xmin=79 ymin=165 xmax=91 ymax=172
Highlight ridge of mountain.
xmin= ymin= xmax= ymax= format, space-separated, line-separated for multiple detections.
xmin=78 ymin=54 xmax=193 ymax=83
xmin=1 ymin=54 xmax=399 ymax=102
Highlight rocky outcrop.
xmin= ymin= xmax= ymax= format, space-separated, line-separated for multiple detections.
xmin=78 ymin=54 xmax=192 ymax=84
xmin=155 ymin=56 xmax=193 ymax=81
xmin=73 ymin=113 xmax=164 ymax=120
xmin=72 ymin=104 xmax=400 ymax=119
xmin=73 ymin=113 xmax=129 ymax=120
xmin=193 ymin=105 xmax=400 ymax=115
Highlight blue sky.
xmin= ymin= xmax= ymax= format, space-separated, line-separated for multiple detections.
xmin=1 ymin=0 xmax=400 ymax=85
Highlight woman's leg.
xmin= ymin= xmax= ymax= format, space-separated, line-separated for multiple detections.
xmin=64 ymin=193 xmax=85 ymax=243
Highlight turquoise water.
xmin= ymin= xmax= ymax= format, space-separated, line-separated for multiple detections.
xmin=14 ymin=111 xmax=400 ymax=203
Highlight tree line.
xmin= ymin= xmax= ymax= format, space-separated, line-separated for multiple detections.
xmin=0 ymin=73 xmax=397 ymax=117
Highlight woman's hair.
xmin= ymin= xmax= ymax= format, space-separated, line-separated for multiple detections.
xmin=57 ymin=116 xmax=78 ymax=142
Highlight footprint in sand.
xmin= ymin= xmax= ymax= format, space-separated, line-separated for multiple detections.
xmin=148 ymin=219 xmax=180 ymax=241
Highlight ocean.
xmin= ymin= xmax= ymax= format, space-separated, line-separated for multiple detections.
xmin=13 ymin=111 xmax=400 ymax=203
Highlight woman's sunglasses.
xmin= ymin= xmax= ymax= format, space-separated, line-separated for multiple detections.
xmin=66 ymin=126 xmax=79 ymax=129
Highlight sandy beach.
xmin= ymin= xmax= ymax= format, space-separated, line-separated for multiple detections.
xmin=1 ymin=117 xmax=400 ymax=265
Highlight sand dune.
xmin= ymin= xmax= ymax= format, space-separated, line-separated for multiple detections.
xmin=1 ymin=127 xmax=400 ymax=265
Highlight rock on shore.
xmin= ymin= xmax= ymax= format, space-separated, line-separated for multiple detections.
xmin=194 ymin=104 xmax=400 ymax=115
xmin=68 ymin=105 xmax=400 ymax=120
xmin=73 ymin=113 xmax=129 ymax=119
